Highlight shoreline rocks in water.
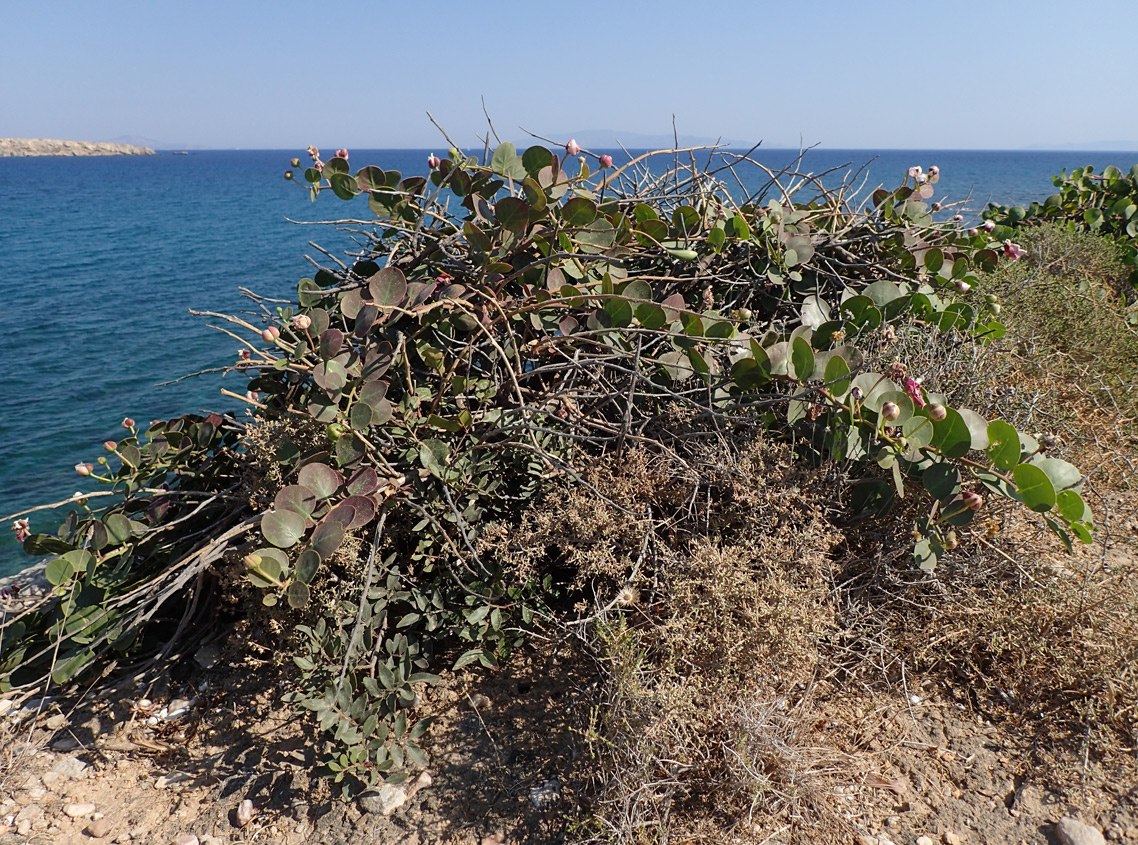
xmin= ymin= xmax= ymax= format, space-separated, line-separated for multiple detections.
xmin=0 ymin=138 xmax=157 ymax=157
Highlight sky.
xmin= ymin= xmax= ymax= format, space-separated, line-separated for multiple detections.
xmin=2 ymin=0 xmax=1137 ymax=151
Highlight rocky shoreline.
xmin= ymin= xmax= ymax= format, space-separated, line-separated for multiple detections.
xmin=0 ymin=138 xmax=156 ymax=157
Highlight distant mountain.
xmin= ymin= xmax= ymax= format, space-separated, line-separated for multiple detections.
xmin=105 ymin=135 xmax=205 ymax=151
xmin=1022 ymin=141 xmax=1138 ymax=152
xmin=547 ymin=129 xmax=748 ymax=150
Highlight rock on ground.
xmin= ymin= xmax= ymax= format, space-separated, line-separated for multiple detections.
xmin=1057 ymin=817 xmax=1107 ymax=845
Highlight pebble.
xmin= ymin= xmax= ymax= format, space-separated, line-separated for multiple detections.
xmin=0 ymin=699 xmax=13 ymax=717
xmin=174 ymin=836 xmax=199 ymax=845
xmin=52 ymin=736 xmax=80 ymax=751
xmin=1058 ymin=818 xmax=1107 ymax=845
xmin=52 ymin=756 xmax=89 ymax=780
xmin=916 ymin=837 xmax=934 ymax=845
xmin=155 ymin=771 xmax=193 ymax=789
xmin=358 ymin=785 xmax=407 ymax=815
xmin=46 ymin=713 xmax=67 ymax=730
xmin=235 ymin=798 xmax=255 ymax=828
xmin=86 ymin=817 xmax=112 ymax=838
xmin=65 ymin=802 xmax=97 ymax=818
xmin=944 ymin=833 xmax=963 ymax=845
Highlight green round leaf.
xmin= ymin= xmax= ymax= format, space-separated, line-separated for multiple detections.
xmin=262 ymin=510 xmax=307 ymax=548
xmin=823 ymin=353 xmax=851 ymax=396
xmin=103 ymin=513 xmax=134 ymax=546
xmin=274 ymin=485 xmax=318 ymax=519
xmin=310 ymin=519 xmax=345 ymax=561
xmin=851 ymin=373 xmax=900 ymax=413
xmin=562 ymin=197 xmax=598 ymax=226
xmin=957 ymin=409 xmax=990 ymax=450
xmin=295 ymin=548 xmax=321 ymax=584
xmin=419 ymin=439 xmax=450 ymax=478
xmin=1036 ymin=457 xmax=1083 ymax=493
xmin=45 ymin=555 xmax=78 ymax=586
xmin=313 ymin=360 xmax=348 ymax=393
xmin=986 ymin=420 xmax=1020 ymax=472
xmin=789 ymin=336 xmax=815 ymax=382
xmin=368 ymin=267 xmax=408 ymax=307
xmin=287 ymin=580 xmax=311 ymax=609
xmin=931 ymin=407 xmax=972 ymax=459
xmin=1055 ymin=489 xmax=1091 ymax=524
xmin=1012 ymin=463 xmax=1057 ymax=513
xmin=298 ymin=463 xmax=344 ymax=499
xmin=922 ymin=462 xmax=961 ymax=499
xmin=495 ymin=197 xmax=530 ymax=233
xmin=522 ymin=145 xmax=554 ymax=177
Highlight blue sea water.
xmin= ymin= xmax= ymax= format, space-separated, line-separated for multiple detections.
xmin=1 ymin=147 xmax=1135 ymax=575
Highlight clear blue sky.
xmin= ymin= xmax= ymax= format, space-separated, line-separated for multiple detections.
xmin=3 ymin=0 xmax=1136 ymax=151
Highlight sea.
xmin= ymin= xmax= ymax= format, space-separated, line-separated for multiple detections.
xmin=2 ymin=146 xmax=1136 ymax=575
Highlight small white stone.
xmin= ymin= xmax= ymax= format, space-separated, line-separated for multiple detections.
xmin=1057 ymin=817 xmax=1107 ymax=845
xmin=235 ymin=799 xmax=255 ymax=828
xmin=909 ymin=694 xmax=922 ymax=706
xmin=64 ymin=802 xmax=97 ymax=818
xmin=174 ymin=836 xmax=199 ymax=845
xmin=52 ymin=756 xmax=89 ymax=779
xmin=358 ymin=785 xmax=406 ymax=815
xmin=916 ymin=836 xmax=935 ymax=845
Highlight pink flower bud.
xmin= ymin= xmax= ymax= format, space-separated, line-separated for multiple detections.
xmin=903 ymin=377 xmax=925 ymax=409
xmin=306 ymin=145 xmax=319 ymax=160
xmin=931 ymin=202 xmax=942 ymax=212
xmin=981 ymin=219 xmax=996 ymax=232
xmin=850 ymin=386 xmax=864 ymax=402
xmin=243 ymin=553 xmax=262 ymax=570
xmin=953 ymin=214 xmax=964 ymax=223
xmin=238 ymin=348 xmax=251 ymax=361
xmin=954 ymin=280 xmax=971 ymax=293
xmin=75 ymin=463 xmax=93 ymax=476
xmin=292 ymin=314 xmax=312 ymax=331
xmin=566 ymin=139 xmax=580 ymax=156
xmin=104 ymin=440 xmax=117 ymax=452
xmin=427 ymin=153 xmax=440 ymax=169
xmin=122 ymin=417 xmax=135 ymax=428
xmin=284 ymin=170 xmax=294 ymax=180
xmin=967 ymin=228 xmax=979 ymax=237
xmin=261 ymin=327 xmax=280 ymax=343
xmin=599 ymin=154 xmax=613 ymax=168
xmin=290 ymin=158 xmax=300 ymax=167
xmin=962 ymin=491 xmax=984 ymax=511
xmin=927 ymin=403 xmax=947 ymax=421
xmin=245 ymin=390 xmax=259 ymax=403
xmin=335 ymin=149 xmax=348 ymax=160
xmin=928 ymin=165 xmax=940 ymax=183
xmin=908 ymin=165 xmax=923 ymax=179
xmin=881 ymin=401 xmax=901 ymax=421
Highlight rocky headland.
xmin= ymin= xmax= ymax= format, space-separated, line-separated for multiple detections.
xmin=0 ymin=138 xmax=156 ymax=157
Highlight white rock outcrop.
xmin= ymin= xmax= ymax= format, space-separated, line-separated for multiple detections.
xmin=0 ymin=138 xmax=157 ymax=157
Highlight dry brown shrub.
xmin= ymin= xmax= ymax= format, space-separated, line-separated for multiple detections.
xmin=826 ymin=228 xmax=1138 ymax=778
xmin=478 ymin=435 xmax=874 ymax=842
